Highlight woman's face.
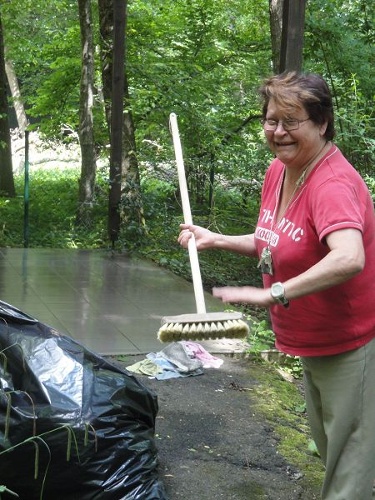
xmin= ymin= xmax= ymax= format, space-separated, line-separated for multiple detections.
xmin=264 ymin=98 xmax=328 ymax=168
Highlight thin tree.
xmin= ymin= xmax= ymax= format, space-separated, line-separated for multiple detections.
xmin=279 ymin=0 xmax=306 ymax=72
xmin=76 ymin=0 xmax=97 ymax=226
xmin=107 ymin=0 xmax=124 ymax=244
xmin=5 ymin=49 xmax=28 ymax=134
xmin=0 ymin=12 xmax=15 ymax=197
xmin=269 ymin=0 xmax=306 ymax=73
xmin=98 ymin=0 xmax=145 ymax=246
xmin=269 ymin=0 xmax=284 ymax=73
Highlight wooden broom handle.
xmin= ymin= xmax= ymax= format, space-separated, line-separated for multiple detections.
xmin=169 ymin=113 xmax=207 ymax=314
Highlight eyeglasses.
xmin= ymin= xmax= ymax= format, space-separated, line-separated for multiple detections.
xmin=262 ymin=118 xmax=310 ymax=131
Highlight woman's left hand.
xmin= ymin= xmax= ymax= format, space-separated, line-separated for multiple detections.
xmin=212 ymin=286 xmax=273 ymax=308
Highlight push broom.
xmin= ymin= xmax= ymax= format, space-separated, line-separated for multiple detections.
xmin=157 ymin=113 xmax=250 ymax=343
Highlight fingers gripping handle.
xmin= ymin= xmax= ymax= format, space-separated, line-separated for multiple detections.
xmin=169 ymin=113 xmax=206 ymax=314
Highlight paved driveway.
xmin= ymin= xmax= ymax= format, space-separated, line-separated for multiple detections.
xmin=0 ymin=248 xmax=246 ymax=355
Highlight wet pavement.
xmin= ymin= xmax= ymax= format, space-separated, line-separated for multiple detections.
xmin=0 ymin=248 xmax=248 ymax=356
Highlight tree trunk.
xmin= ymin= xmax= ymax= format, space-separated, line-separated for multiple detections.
xmin=269 ymin=0 xmax=284 ymax=73
xmin=279 ymin=0 xmax=306 ymax=72
xmin=269 ymin=0 xmax=306 ymax=73
xmin=0 ymin=13 xmax=15 ymax=197
xmin=4 ymin=49 xmax=28 ymax=134
xmin=107 ymin=0 xmax=124 ymax=243
xmin=98 ymin=0 xmax=145 ymax=246
xmin=76 ymin=0 xmax=97 ymax=226
xmin=98 ymin=0 xmax=112 ymax=134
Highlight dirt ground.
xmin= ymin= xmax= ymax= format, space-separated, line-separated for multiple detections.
xmin=112 ymin=355 xmax=321 ymax=500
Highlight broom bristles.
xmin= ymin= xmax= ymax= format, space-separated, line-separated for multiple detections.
xmin=157 ymin=313 xmax=249 ymax=342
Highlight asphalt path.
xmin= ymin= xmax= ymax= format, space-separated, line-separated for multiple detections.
xmin=112 ymin=355 xmax=321 ymax=500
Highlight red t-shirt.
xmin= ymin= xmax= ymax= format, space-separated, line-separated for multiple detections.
xmin=255 ymin=145 xmax=375 ymax=356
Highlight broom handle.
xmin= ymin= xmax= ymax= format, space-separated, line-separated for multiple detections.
xmin=169 ymin=113 xmax=207 ymax=314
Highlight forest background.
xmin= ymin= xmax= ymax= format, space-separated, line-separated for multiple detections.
xmin=0 ymin=0 xmax=374 ymax=320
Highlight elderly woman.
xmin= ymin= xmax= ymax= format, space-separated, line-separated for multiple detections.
xmin=178 ymin=72 xmax=375 ymax=499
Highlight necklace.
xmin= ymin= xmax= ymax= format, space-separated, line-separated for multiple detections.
xmin=258 ymin=141 xmax=331 ymax=276
xmin=274 ymin=166 xmax=308 ymax=226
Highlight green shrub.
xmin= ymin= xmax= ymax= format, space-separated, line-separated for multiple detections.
xmin=364 ymin=174 xmax=375 ymax=201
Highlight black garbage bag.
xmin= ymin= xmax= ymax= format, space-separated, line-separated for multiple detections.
xmin=0 ymin=300 xmax=167 ymax=499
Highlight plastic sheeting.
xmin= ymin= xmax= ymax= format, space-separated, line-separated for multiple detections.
xmin=0 ymin=300 xmax=167 ymax=499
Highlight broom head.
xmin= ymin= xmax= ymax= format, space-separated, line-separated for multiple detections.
xmin=157 ymin=311 xmax=249 ymax=342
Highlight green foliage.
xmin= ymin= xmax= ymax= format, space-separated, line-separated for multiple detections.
xmin=127 ymin=0 xmax=274 ymax=206
xmin=135 ymin=168 xmax=265 ymax=291
xmin=246 ymin=318 xmax=303 ymax=379
xmin=305 ymin=1 xmax=375 ymax=174
xmin=364 ymin=174 xmax=375 ymax=201
xmin=2 ymin=0 xmax=374 ymax=189
xmin=247 ymin=319 xmax=275 ymax=354
xmin=2 ymin=0 xmax=81 ymax=133
xmin=330 ymin=75 xmax=375 ymax=171
xmin=4 ymin=0 xmax=275 ymax=166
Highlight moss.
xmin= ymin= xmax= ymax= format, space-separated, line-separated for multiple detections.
xmin=246 ymin=361 xmax=325 ymax=491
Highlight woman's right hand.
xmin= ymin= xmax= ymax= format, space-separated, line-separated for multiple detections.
xmin=177 ymin=224 xmax=216 ymax=251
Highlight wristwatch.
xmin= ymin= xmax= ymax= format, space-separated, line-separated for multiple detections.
xmin=270 ymin=282 xmax=289 ymax=308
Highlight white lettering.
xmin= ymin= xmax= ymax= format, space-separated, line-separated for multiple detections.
xmin=256 ymin=217 xmax=304 ymax=247
xmin=255 ymin=226 xmax=272 ymax=243
xmin=292 ymin=228 xmax=304 ymax=241
xmin=255 ymin=227 xmax=280 ymax=246
xmin=270 ymin=232 xmax=279 ymax=246
xmin=277 ymin=217 xmax=294 ymax=235
xmin=260 ymin=209 xmax=274 ymax=224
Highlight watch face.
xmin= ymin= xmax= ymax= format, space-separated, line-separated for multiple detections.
xmin=271 ymin=282 xmax=289 ymax=307
xmin=273 ymin=283 xmax=284 ymax=296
